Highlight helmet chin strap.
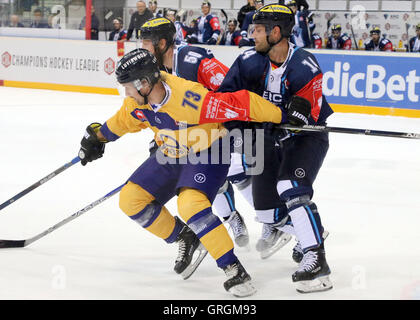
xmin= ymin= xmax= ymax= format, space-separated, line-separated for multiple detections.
xmin=260 ymin=26 xmax=284 ymax=55
xmin=135 ymin=79 xmax=156 ymax=105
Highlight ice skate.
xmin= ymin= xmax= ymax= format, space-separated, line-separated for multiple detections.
xmin=225 ymin=211 xmax=249 ymax=248
xmin=256 ymin=223 xmax=292 ymax=259
xmin=292 ymin=230 xmax=330 ymax=264
xmin=292 ymin=246 xmax=333 ymax=293
xmin=174 ymin=218 xmax=208 ymax=280
xmin=223 ymin=261 xmax=257 ymax=297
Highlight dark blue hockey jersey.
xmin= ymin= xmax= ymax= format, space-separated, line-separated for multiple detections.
xmin=190 ymin=14 xmax=221 ymax=44
xmin=409 ymin=36 xmax=420 ymax=52
xmin=364 ymin=38 xmax=393 ymax=51
xmin=172 ymin=44 xmax=229 ymax=91
xmin=326 ymin=34 xmax=352 ymax=50
xmin=218 ymin=43 xmax=334 ymax=124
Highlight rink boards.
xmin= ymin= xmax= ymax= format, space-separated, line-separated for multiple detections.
xmin=1 ymin=36 xmax=419 ymax=117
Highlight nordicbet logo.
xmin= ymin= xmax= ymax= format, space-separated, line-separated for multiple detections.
xmin=323 ymin=62 xmax=420 ymax=103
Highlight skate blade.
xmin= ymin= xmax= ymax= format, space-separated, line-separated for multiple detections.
xmin=295 ymin=275 xmax=333 ymax=293
xmin=260 ymin=233 xmax=293 ymax=260
xmin=181 ymin=244 xmax=208 ymax=280
xmin=228 ymin=281 xmax=257 ymax=298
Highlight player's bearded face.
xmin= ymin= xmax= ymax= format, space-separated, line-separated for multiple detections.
xmin=371 ymin=34 xmax=379 ymax=42
xmin=252 ymin=24 xmax=270 ymax=53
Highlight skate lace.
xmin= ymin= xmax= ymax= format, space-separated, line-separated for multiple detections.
xmin=227 ymin=212 xmax=244 ymax=236
xmin=297 ymin=250 xmax=318 ymax=272
xmin=176 ymin=239 xmax=186 ymax=262
xmin=224 ymin=263 xmax=239 ymax=279
xmin=293 ymin=240 xmax=303 ymax=253
xmin=261 ymin=223 xmax=276 ymax=241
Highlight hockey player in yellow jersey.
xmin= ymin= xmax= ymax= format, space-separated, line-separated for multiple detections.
xmin=78 ymin=49 xmax=311 ymax=297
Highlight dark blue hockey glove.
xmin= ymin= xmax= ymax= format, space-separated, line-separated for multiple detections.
xmin=206 ymin=37 xmax=217 ymax=45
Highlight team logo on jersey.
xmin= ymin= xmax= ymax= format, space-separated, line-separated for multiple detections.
xmin=210 ymin=73 xmax=224 ymax=86
xmin=194 ymin=173 xmax=207 ymax=184
xmin=295 ymin=168 xmax=306 ymax=178
xmin=224 ymin=108 xmax=239 ymax=119
xmin=132 ymin=109 xmax=147 ymax=122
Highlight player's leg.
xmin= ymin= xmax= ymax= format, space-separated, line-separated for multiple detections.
xmin=277 ymin=132 xmax=332 ymax=293
xmin=252 ymin=133 xmax=293 ymax=258
xmin=176 ymin=151 xmax=256 ymax=297
xmin=119 ymin=153 xmax=205 ymax=278
xmin=213 ymin=180 xmax=249 ymax=247
xmin=212 ymin=153 xmax=250 ymax=247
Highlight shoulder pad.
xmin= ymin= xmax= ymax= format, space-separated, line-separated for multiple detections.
xmin=179 ymin=45 xmax=214 ymax=59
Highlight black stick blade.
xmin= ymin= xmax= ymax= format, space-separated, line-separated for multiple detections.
xmin=0 ymin=240 xmax=25 ymax=248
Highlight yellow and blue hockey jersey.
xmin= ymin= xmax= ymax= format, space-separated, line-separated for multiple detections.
xmin=100 ymin=72 xmax=284 ymax=157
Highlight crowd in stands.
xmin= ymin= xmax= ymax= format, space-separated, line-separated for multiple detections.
xmin=1 ymin=0 xmax=419 ymax=52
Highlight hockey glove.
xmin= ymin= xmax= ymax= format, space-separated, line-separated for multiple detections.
xmin=206 ymin=37 xmax=217 ymax=45
xmin=79 ymin=123 xmax=106 ymax=166
xmin=238 ymin=38 xmax=250 ymax=48
xmin=286 ymin=96 xmax=311 ymax=132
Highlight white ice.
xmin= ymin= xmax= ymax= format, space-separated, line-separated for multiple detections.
xmin=0 ymin=87 xmax=419 ymax=300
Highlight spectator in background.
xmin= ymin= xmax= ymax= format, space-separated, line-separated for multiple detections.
xmin=80 ymin=5 xmax=100 ymax=40
xmin=238 ymin=0 xmax=264 ymax=47
xmin=149 ymin=1 xmax=163 ymax=18
xmin=7 ymin=15 xmax=24 ymax=27
xmin=289 ymin=0 xmax=311 ymax=48
xmin=165 ymin=9 xmax=193 ymax=43
xmin=125 ymin=0 xmax=153 ymax=41
xmin=282 ymin=0 xmax=309 ymax=12
xmin=220 ymin=19 xmax=242 ymax=46
xmin=237 ymin=0 xmax=255 ymax=29
xmin=109 ymin=18 xmax=127 ymax=41
xmin=30 ymin=8 xmax=50 ymax=28
xmin=408 ymin=23 xmax=420 ymax=52
xmin=188 ymin=1 xmax=221 ymax=45
xmin=364 ymin=27 xmax=393 ymax=51
xmin=326 ymin=24 xmax=352 ymax=50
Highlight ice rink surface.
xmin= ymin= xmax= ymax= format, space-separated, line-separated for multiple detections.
xmin=0 ymin=87 xmax=419 ymax=300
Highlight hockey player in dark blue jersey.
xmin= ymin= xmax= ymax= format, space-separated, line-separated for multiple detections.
xmin=218 ymin=4 xmax=334 ymax=293
xmin=139 ymin=17 xmax=253 ymax=248
xmin=326 ymin=24 xmax=352 ymax=50
xmin=188 ymin=1 xmax=221 ymax=45
xmin=364 ymin=27 xmax=393 ymax=52
xmin=219 ymin=19 xmax=243 ymax=46
xmin=238 ymin=0 xmax=264 ymax=47
xmin=408 ymin=23 xmax=420 ymax=52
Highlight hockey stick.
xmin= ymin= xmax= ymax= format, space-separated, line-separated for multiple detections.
xmin=350 ymin=24 xmax=359 ymax=50
xmin=217 ymin=9 xmax=228 ymax=45
xmin=0 ymin=156 xmax=81 ymax=212
xmin=278 ymin=124 xmax=420 ymax=140
xmin=0 ymin=184 xmax=124 ymax=248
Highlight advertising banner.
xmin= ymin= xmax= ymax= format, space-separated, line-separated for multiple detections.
xmin=313 ymin=50 xmax=420 ymax=111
